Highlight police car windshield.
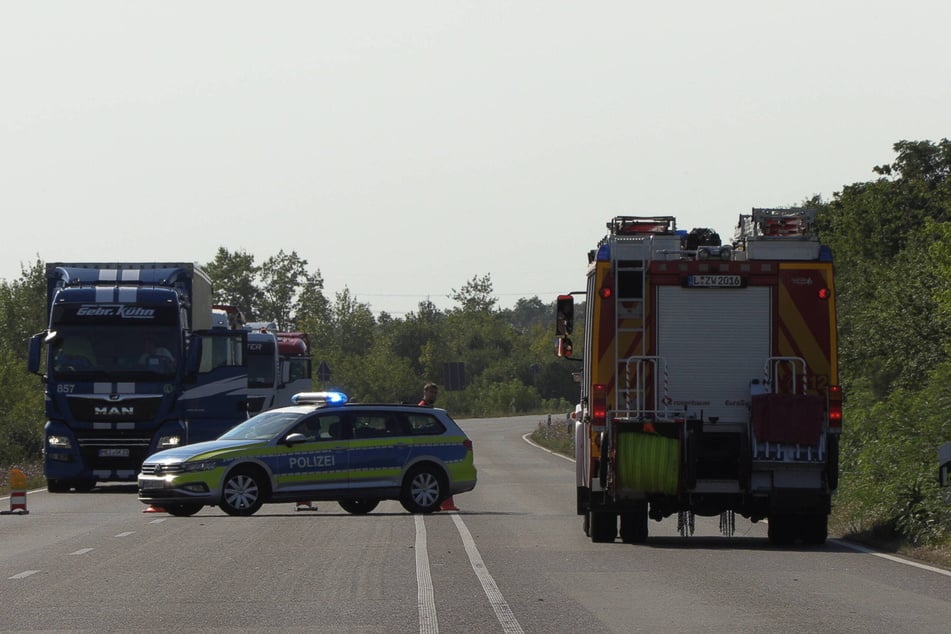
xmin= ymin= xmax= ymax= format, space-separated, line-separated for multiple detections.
xmin=219 ymin=410 xmax=305 ymax=441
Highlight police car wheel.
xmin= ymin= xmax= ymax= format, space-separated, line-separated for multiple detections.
xmin=220 ymin=468 xmax=267 ymax=516
xmin=166 ymin=503 xmax=202 ymax=517
xmin=400 ymin=466 xmax=444 ymax=514
xmin=338 ymin=499 xmax=380 ymax=515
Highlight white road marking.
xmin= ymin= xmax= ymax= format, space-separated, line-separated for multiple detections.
xmin=450 ymin=513 xmax=524 ymax=634
xmin=522 ymin=432 xmax=573 ymax=462
xmin=70 ymin=548 xmax=94 ymax=555
xmin=8 ymin=570 xmax=40 ymax=580
xmin=832 ymin=539 xmax=951 ymax=577
xmin=415 ymin=515 xmax=438 ymax=634
xmin=114 ymin=531 xmax=134 ymax=538
xmin=148 ymin=518 xmax=166 ymax=524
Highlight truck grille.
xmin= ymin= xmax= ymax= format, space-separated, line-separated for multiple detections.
xmin=68 ymin=396 xmax=162 ymax=423
xmin=76 ymin=431 xmax=153 ymax=471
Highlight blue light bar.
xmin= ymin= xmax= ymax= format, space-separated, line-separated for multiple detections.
xmin=291 ymin=391 xmax=349 ymax=406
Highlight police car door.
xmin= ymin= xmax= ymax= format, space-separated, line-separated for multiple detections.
xmin=348 ymin=412 xmax=412 ymax=491
xmin=274 ymin=412 xmax=349 ymax=496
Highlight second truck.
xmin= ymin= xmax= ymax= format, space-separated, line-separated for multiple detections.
xmin=556 ymin=209 xmax=841 ymax=545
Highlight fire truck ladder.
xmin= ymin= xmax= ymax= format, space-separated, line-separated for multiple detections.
xmin=613 ymin=256 xmax=648 ymax=417
xmin=622 ymin=356 xmax=670 ymax=420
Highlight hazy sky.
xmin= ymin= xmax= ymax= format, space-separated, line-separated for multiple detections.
xmin=3 ymin=1 xmax=949 ymax=316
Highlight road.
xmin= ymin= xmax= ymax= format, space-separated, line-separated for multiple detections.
xmin=2 ymin=415 xmax=950 ymax=633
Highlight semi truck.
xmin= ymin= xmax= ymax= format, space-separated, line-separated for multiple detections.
xmin=244 ymin=328 xmax=312 ymax=413
xmin=556 ymin=210 xmax=842 ymax=545
xmin=28 ymin=263 xmax=249 ymax=492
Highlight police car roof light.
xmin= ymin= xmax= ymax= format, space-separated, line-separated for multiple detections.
xmin=291 ymin=391 xmax=349 ymax=406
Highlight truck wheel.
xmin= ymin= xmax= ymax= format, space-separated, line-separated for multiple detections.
xmin=220 ymin=468 xmax=267 ymax=516
xmin=400 ymin=466 xmax=444 ymax=514
xmin=590 ymin=511 xmax=617 ymax=543
xmin=802 ymin=514 xmax=828 ymax=545
xmin=165 ymin=503 xmax=203 ymax=517
xmin=47 ymin=479 xmax=70 ymax=493
xmin=767 ymin=514 xmax=796 ymax=546
xmin=620 ymin=503 xmax=649 ymax=544
xmin=339 ymin=498 xmax=380 ymax=515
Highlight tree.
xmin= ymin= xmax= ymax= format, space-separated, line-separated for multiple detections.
xmin=449 ymin=274 xmax=497 ymax=312
xmin=258 ymin=250 xmax=318 ymax=330
xmin=204 ymin=248 xmax=261 ymax=320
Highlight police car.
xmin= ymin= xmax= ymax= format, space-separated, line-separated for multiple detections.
xmin=137 ymin=392 xmax=477 ymax=517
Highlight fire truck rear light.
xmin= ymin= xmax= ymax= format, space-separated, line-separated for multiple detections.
xmin=592 ymin=384 xmax=607 ymax=425
xmin=828 ymin=385 xmax=842 ymax=428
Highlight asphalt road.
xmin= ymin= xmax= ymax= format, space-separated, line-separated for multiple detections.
xmin=2 ymin=415 xmax=950 ymax=633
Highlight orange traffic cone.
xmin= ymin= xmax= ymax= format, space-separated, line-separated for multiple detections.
xmin=143 ymin=504 xmax=166 ymax=513
xmin=439 ymin=496 xmax=459 ymax=512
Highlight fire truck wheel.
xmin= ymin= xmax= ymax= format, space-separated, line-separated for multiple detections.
xmin=590 ymin=511 xmax=618 ymax=543
xmin=165 ymin=503 xmax=203 ymax=517
xmin=767 ymin=514 xmax=796 ymax=546
xmin=620 ymin=504 xmax=649 ymax=544
xmin=339 ymin=498 xmax=380 ymax=515
xmin=220 ymin=467 xmax=267 ymax=516
xmin=801 ymin=514 xmax=828 ymax=545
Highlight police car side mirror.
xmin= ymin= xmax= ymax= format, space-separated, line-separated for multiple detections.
xmin=284 ymin=433 xmax=307 ymax=446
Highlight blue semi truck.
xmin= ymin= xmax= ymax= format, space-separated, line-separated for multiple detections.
xmin=28 ymin=263 xmax=249 ymax=492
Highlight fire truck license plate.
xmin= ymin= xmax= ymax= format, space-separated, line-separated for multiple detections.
xmin=99 ymin=448 xmax=130 ymax=458
xmin=688 ymin=275 xmax=742 ymax=288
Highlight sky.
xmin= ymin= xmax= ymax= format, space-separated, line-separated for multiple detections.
xmin=2 ymin=1 xmax=949 ymax=316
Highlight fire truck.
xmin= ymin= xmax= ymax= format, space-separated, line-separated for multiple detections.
xmin=556 ymin=209 xmax=842 ymax=545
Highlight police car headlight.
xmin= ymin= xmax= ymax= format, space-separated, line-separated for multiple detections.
xmin=158 ymin=435 xmax=181 ymax=448
xmin=48 ymin=435 xmax=72 ymax=449
xmin=182 ymin=460 xmax=222 ymax=473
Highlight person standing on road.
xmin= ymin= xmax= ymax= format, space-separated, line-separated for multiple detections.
xmin=418 ymin=382 xmax=459 ymax=512
xmin=418 ymin=382 xmax=438 ymax=407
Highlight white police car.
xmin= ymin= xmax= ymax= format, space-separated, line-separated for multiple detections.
xmin=137 ymin=392 xmax=477 ymax=516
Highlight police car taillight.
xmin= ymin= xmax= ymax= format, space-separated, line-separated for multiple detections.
xmin=463 ymin=439 xmax=473 ymax=451
xmin=291 ymin=391 xmax=348 ymax=405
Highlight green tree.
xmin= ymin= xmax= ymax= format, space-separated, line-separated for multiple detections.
xmin=450 ymin=274 xmax=497 ymax=312
xmin=258 ymin=250 xmax=319 ymax=330
xmin=204 ymin=248 xmax=261 ymax=320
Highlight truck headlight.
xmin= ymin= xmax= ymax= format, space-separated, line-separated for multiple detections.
xmin=48 ymin=435 xmax=72 ymax=449
xmin=158 ymin=435 xmax=181 ymax=448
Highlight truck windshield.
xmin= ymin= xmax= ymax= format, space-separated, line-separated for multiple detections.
xmin=51 ymin=326 xmax=178 ymax=380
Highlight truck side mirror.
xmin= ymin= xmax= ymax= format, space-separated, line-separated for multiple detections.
xmin=556 ymin=295 xmax=574 ymax=336
xmin=28 ymin=332 xmax=45 ymax=375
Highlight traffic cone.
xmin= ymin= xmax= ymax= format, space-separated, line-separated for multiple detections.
xmin=143 ymin=504 xmax=166 ymax=513
xmin=1 ymin=468 xmax=29 ymax=515
xmin=439 ymin=496 xmax=459 ymax=512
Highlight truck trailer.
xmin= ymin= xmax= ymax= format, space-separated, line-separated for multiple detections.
xmin=556 ymin=210 xmax=841 ymax=545
xmin=29 ymin=263 xmax=249 ymax=491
